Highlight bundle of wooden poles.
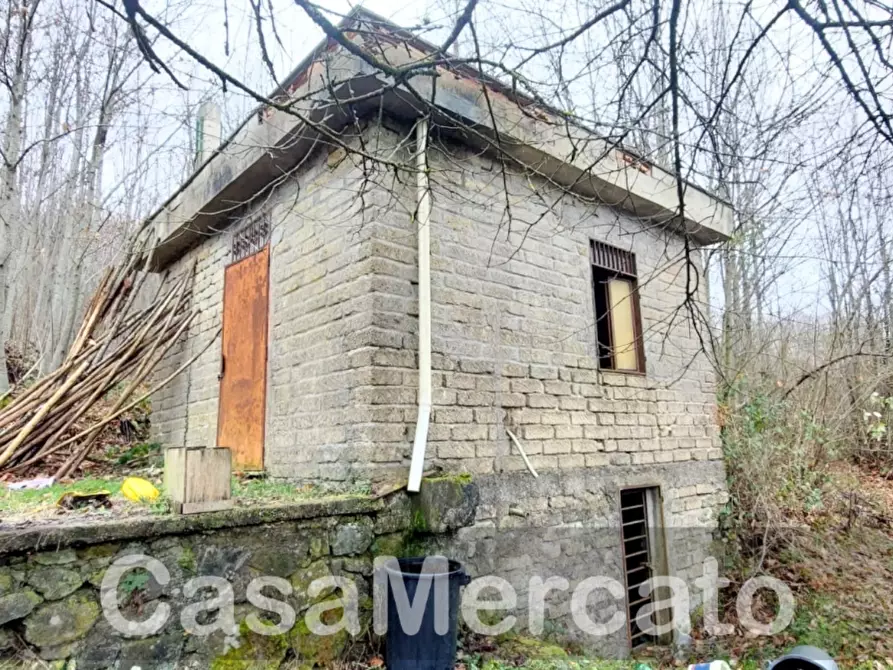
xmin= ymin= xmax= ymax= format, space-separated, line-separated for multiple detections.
xmin=0 ymin=252 xmax=215 ymax=479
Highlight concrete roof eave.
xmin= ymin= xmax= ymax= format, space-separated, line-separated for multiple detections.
xmin=146 ymin=60 xmax=731 ymax=271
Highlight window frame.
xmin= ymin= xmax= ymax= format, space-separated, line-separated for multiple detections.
xmin=618 ymin=484 xmax=671 ymax=648
xmin=590 ymin=240 xmax=646 ymax=374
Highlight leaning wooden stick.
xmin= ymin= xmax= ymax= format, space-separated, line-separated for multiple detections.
xmin=0 ymin=256 xmax=203 ymax=475
xmin=10 ymin=327 xmax=220 ymax=473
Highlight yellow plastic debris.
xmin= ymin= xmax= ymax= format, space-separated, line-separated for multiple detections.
xmin=121 ymin=477 xmax=159 ymax=503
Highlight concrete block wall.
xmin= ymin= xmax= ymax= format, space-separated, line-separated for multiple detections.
xmin=154 ymin=138 xmax=419 ymax=481
xmin=346 ymin=127 xmax=730 ymax=648
xmin=440 ymin=462 xmax=728 ymax=655
xmin=151 ymin=232 xmax=228 ymax=449
xmin=350 ymin=128 xmax=723 ymax=479
xmin=263 ymin=146 xmax=415 ymax=480
xmin=155 ymin=122 xmax=725 ymax=491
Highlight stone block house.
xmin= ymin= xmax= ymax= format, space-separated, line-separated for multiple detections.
xmin=146 ymin=8 xmax=732 ymax=654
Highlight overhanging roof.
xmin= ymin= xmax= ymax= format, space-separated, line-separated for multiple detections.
xmin=144 ymin=8 xmax=733 ymax=271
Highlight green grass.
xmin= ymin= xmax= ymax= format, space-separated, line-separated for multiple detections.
xmin=230 ymin=476 xmax=372 ymax=502
xmin=0 ymin=477 xmax=123 ymax=515
xmin=112 ymin=441 xmax=162 ymax=466
xmin=0 ymin=473 xmax=372 ymax=520
xmin=231 ymin=476 xmax=319 ymax=502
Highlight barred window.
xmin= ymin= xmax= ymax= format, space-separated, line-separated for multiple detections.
xmin=231 ymin=212 xmax=271 ymax=261
xmin=591 ymin=241 xmax=645 ymax=373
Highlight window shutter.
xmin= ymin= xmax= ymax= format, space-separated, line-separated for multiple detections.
xmin=591 ymin=241 xmax=636 ymax=277
xmin=232 ymin=212 xmax=271 ymax=261
xmin=607 ymin=278 xmax=639 ymax=371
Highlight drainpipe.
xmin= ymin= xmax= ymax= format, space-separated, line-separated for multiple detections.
xmin=408 ymin=118 xmax=432 ymax=493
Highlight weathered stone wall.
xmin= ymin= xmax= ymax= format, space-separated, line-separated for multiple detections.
xmin=437 ymin=463 xmax=727 ymax=655
xmin=263 ymin=147 xmax=414 ymax=481
xmin=151 ymin=230 xmax=228 ymax=450
xmin=0 ymin=479 xmax=478 ymax=668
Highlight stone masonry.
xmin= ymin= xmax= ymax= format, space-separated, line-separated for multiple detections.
xmin=0 ymin=478 xmax=479 ymax=667
xmin=151 ymin=120 xmax=729 ymax=655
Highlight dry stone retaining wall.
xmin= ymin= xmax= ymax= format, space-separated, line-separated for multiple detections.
xmin=0 ymin=478 xmax=477 ymax=669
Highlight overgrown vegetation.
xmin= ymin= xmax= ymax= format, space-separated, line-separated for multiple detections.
xmin=0 ymin=476 xmax=122 ymax=516
xmin=720 ymin=383 xmax=833 ymax=557
xmin=712 ymin=374 xmax=893 ymax=667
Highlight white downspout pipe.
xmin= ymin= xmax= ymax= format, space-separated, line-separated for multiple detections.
xmin=408 ymin=118 xmax=432 ymax=493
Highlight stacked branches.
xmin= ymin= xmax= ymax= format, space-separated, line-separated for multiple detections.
xmin=0 ymin=253 xmax=215 ymax=478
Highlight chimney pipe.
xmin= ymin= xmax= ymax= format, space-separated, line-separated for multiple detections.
xmin=195 ymin=101 xmax=222 ymax=167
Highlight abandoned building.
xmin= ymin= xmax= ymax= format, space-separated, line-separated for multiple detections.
xmin=146 ymin=8 xmax=732 ymax=654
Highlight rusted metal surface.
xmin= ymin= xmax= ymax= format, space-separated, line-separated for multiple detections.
xmin=591 ymin=240 xmax=637 ymax=277
xmin=231 ymin=211 xmax=271 ymax=261
xmin=619 ymin=487 xmax=656 ymax=648
xmin=217 ymin=245 xmax=269 ymax=471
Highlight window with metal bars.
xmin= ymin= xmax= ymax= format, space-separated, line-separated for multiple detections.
xmin=231 ymin=212 xmax=271 ymax=262
xmin=620 ymin=486 xmax=669 ymax=648
xmin=591 ymin=241 xmax=645 ymax=373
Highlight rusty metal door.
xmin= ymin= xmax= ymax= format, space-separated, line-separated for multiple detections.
xmin=217 ymin=245 xmax=269 ymax=470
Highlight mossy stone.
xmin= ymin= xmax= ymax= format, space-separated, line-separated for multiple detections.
xmin=374 ymin=494 xmax=413 ymax=534
xmin=289 ymin=559 xmax=335 ymax=611
xmin=85 ymin=568 xmax=107 ymax=588
xmin=0 ymin=568 xmax=16 ymax=596
xmin=331 ymin=519 xmax=374 ymax=556
xmin=210 ymin=620 xmax=289 ymax=670
xmin=288 ymin=600 xmax=349 ymax=669
xmin=499 ymin=635 xmax=568 ymax=660
xmin=177 ymin=545 xmax=197 ymax=573
xmin=24 ymin=590 xmax=100 ymax=647
xmin=119 ymin=629 xmax=184 ymax=667
xmin=38 ymin=641 xmax=79 ymax=660
xmin=78 ymin=619 xmax=123 ymax=670
xmin=28 ymin=567 xmax=84 ymax=600
xmin=78 ymin=543 xmax=120 ymax=561
xmin=335 ymin=555 xmax=372 ymax=576
xmin=32 ymin=549 xmax=78 ymax=566
xmin=248 ymin=546 xmax=305 ymax=577
xmin=412 ymin=476 xmax=478 ymax=533
xmin=0 ymin=589 xmax=42 ymax=625
xmin=371 ymin=532 xmax=405 ymax=557
xmin=308 ymin=533 xmax=329 ymax=560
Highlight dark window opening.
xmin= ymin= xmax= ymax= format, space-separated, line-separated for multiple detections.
xmin=620 ymin=486 xmax=669 ymax=648
xmin=591 ymin=241 xmax=645 ymax=373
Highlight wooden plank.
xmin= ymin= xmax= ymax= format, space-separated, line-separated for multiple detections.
xmin=184 ymin=448 xmax=232 ymax=504
xmin=165 ymin=447 xmax=232 ymax=515
xmin=217 ymin=246 xmax=269 ymax=470
xmin=164 ymin=447 xmax=188 ymax=501
xmin=180 ymin=500 xmax=234 ymax=514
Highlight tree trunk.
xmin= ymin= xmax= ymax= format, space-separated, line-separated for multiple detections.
xmin=0 ymin=1 xmax=39 ymax=392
